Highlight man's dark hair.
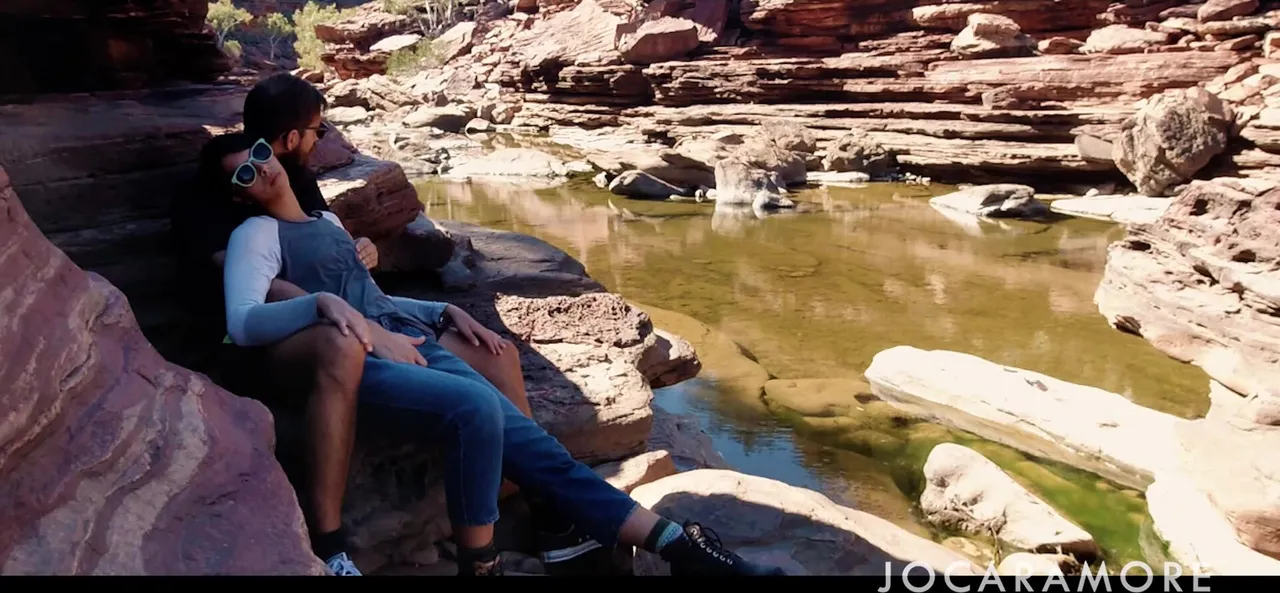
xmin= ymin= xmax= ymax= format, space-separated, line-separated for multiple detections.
xmin=243 ymin=72 xmax=328 ymax=145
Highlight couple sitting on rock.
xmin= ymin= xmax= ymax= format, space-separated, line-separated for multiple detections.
xmin=173 ymin=73 xmax=785 ymax=577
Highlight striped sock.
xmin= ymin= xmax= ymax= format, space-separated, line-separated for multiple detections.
xmin=643 ymin=518 xmax=686 ymax=554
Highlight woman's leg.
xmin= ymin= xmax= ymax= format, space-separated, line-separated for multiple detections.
xmin=354 ymin=347 xmax=508 ymax=573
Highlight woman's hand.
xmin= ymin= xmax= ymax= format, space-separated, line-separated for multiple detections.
xmin=367 ymin=322 xmax=428 ymax=366
xmin=316 ymin=292 xmax=373 ymax=352
xmin=445 ymin=304 xmax=510 ymax=356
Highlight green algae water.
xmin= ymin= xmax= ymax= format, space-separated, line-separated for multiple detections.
xmin=416 ymin=177 xmax=1206 ymax=569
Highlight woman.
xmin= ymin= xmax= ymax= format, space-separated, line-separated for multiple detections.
xmin=210 ymin=132 xmax=785 ymax=577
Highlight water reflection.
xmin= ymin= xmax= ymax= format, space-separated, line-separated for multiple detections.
xmin=417 ymin=177 xmax=1210 ymax=565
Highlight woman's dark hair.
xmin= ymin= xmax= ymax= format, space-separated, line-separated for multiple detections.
xmin=196 ymin=131 xmax=268 ymax=220
xmin=244 ymin=73 xmax=328 ymax=145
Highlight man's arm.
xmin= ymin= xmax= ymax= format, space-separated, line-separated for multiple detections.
xmin=213 ymin=249 xmax=310 ymax=302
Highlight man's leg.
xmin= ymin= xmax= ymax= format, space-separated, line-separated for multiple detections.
xmin=262 ymin=324 xmax=366 ymax=573
xmin=418 ymin=342 xmax=788 ymax=577
xmin=354 ymin=343 xmax=508 ymax=576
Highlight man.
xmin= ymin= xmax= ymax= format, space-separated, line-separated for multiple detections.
xmin=173 ymin=73 xmax=607 ymax=576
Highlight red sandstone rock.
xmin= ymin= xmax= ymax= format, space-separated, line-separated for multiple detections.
xmin=1198 ymin=0 xmax=1260 ymax=22
xmin=0 ymin=0 xmax=229 ymax=95
xmin=616 ymin=16 xmax=702 ymax=64
xmin=0 ymin=166 xmax=324 ymax=575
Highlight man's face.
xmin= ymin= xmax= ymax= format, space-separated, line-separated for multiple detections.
xmin=276 ymin=112 xmax=324 ymax=167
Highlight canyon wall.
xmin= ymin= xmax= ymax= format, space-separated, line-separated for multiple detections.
xmin=0 ymin=1 xmax=230 ymax=96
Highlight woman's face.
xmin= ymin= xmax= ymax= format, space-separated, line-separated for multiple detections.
xmin=221 ymin=146 xmax=290 ymax=206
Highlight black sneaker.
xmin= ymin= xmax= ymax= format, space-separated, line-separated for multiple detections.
xmin=664 ymin=522 xmax=787 ymax=576
xmin=537 ymin=524 xmax=607 ymax=574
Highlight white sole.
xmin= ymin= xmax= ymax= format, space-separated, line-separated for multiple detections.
xmin=540 ymin=540 xmax=604 ymax=564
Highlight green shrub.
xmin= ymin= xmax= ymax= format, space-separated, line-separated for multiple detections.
xmin=263 ymin=13 xmax=296 ymax=63
xmin=385 ymin=39 xmax=443 ymax=76
xmin=382 ymin=0 xmax=421 ymax=15
xmin=224 ymin=39 xmax=244 ymax=60
xmin=293 ymin=1 xmax=349 ymax=71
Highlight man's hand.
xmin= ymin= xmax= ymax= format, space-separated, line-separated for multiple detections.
xmin=355 ymin=237 xmax=378 ymax=270
xmin=445 ymin=304 xmax=511 ymax=356
xmin=367 ymin=322 xmax=428 ymax=366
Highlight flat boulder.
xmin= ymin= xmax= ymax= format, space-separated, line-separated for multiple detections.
xmin=0 ymin=166 xmax=323 ymax=575
xmin=318 ymin=154 xmax=423 ymax=241
xmin=950 ymin=13 xmax=1034 ymax=59
xmin=865 ymin=346 xmax=1185 ymax=490
xmin=928 ymin=184 xmax=1048 ymax=219
xmin=629 ymin=469 xmax=980 ymax=575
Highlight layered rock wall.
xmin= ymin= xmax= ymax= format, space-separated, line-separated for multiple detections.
xmin=373 ymin=0 xmax=1280 ymax=187
xmin=0 ymin=1 xmax=229 ymax=95
xmin=0 ymin=165 xmax=325 ymax=575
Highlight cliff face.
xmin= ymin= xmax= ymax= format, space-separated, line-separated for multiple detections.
xmin=0 ymin=165 xmax=326 ymax=575
xmin=0 ymin=1 xmax=230 ymax=95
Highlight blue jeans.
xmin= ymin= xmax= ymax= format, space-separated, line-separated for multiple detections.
xmin=354 ymin=331 xmax=640 ymax=548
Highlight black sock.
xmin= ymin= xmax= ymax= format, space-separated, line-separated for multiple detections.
xmin=642 ymin=518 xmax=687 ymax=557
xmin=310 ymin=526 xmax=350 ymax=561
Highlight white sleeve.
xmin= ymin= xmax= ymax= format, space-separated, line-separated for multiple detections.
xmin=223 ymin=217 xmax=323 ymax=346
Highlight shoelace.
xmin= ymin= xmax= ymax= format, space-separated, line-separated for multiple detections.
xmin=326 ymin=554 xmax=361 ymax=576
xmin=689 ymin=524 xmax=734 ymax=565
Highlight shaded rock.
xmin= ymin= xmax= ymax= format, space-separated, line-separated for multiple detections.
xmin=638 ymin=328 xmax=702 ymax=389
xmin=0 ymin=166 xmax=323 ymax=575
xmin=1114 ymin=87 xmax=1234 ymax=196
xmin=630 ymin=470 xmax=980 ymax=576
xmin=929 ymin=184 xmax=1049 ymax=219
xmin=1198 ymin=0 xmax=1260 ymax=22
xmin=730 ymin=138 xmax=807 ymax=186
xmin=0 ymin=0 xmax=229 ymax=95
xmin=436 ymin=21 xmax=478 ymax=63
xmin=609 ymin=169 xmax=684 ymax=199
xmin=950 ymin=13 xmax=1034 ymax=59
xmin=1081 ymin=25 xmax=1173 ymax=54
xmin=593 ymin=451 xmax=679 ymax=494
xmin=921 ymin=443 xmax=1099 ymax=559
xmin=711 ymin=158 xmax=795 ymax=209
xmin=864 ymin=346 xmax=1185 ymax=490
xmin=615 ymin=16 xmax=702 ymax=65
xmin=648 ymin=408 xmax=731 ymax=472
xmin=318 ymin=154 xmax=423 ymax=242
xmin=1094 ymin=178 xmax=1280 ymax=424
xmin=403 ymin=106 xmax=472 ymax=133
xmin=822 ymin=133 xmax=894 ymax=176
xmin=1038 ymin=36 xmax=1083 ymax=55
xmin=643 ymin=0 xmax=729 ymax=44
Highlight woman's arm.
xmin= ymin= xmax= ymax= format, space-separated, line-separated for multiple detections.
xmin=387 ymin=296 xmax=449 ymax=327
xmin=223 ymin=217 xmax=324 ymax=346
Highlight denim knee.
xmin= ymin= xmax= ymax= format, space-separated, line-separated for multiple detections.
xmin=446 ymin=385 xmax=505 ymax=445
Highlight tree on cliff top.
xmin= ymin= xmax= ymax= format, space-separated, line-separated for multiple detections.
xmin=207 ymin=0 xmax=253 ymax=50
